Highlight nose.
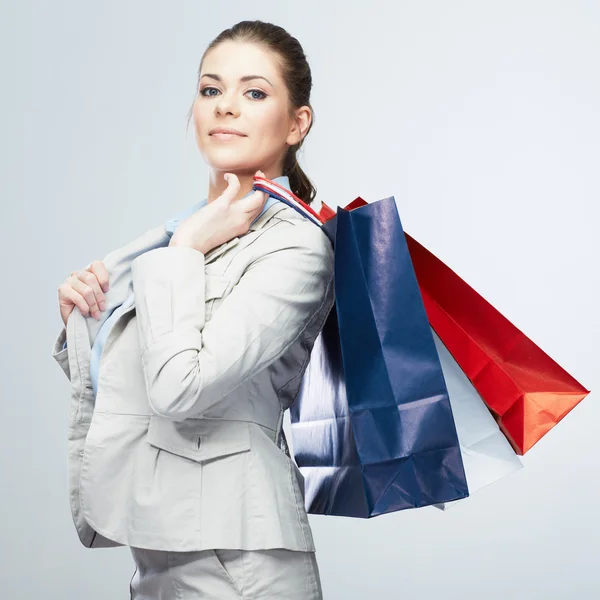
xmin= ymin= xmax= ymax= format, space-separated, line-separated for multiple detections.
xmin=215 ymin=91 xmax=240 ymax=118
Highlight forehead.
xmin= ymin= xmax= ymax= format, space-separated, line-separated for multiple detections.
xmin=201 ymin=41 xmax=281 ymax=83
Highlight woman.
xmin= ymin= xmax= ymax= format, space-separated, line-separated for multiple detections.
xmin=52 ymin=20 xmax=332 ymax=599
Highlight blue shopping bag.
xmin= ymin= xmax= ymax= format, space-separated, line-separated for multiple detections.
xmin=251 ymin=178 xmax=469 ymax=517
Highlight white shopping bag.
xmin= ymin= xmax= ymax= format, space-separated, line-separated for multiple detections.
xmin=432 ymin=329 xmax=523 ymax=510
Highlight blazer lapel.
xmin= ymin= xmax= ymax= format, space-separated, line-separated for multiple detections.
xmin=201 ymin=203 xmax=289 ymax=265
xmin=204 ymin=237 xmax=241 ymax=265
xmin=84 ymin=224 xmax=170 ymax=348
xmin=84 ymin=201 xmax=289 ymax=346
xmin=249 ymin=202 xmax=288 ymax=231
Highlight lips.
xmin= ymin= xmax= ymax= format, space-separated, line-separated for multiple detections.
xmin=209 ymin=128 xmax=246 ymax=136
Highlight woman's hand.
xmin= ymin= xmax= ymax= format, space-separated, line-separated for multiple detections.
xmin=170 ymin=170 xmax=269 ymax=253
xmin=58 ymin=260 xmax=110 ymax=327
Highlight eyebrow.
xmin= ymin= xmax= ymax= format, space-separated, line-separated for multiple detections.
xmin=200 ymin=73 xmax=274 ymax=87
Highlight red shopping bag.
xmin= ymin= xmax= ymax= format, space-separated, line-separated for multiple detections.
xmin=255 ymin=174 xmax=591 ymax=457
xmin=406 ymin=234 xmax=590 ymax=454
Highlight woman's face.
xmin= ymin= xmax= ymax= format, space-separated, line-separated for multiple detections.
xmin=192 ymin=41 xmax=305 ymax=177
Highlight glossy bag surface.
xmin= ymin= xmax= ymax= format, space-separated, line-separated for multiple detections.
xmin=289 ymin=196 xmax=469 ymax=517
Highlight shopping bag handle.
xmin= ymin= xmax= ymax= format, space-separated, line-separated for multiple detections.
xmin=252 ymin=175 xmax=369 ymax=226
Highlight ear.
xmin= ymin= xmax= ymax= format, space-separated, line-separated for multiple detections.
xmin=286 ymin=106 xmax=312 ymax=146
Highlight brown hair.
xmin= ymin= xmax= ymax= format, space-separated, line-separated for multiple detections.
xmin=185 ymin=20 xmax=317 ymax=205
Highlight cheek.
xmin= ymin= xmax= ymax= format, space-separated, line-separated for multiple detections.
xmin=192 ymin=102 xmax=209 ymax=133
xmin=253 ymin=107 xmax=289 ymax=140
xmin=193 ymin=105 xmax=213 ymax=153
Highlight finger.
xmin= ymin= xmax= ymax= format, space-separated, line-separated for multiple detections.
xmin=78 ymin=269 xmax=106 ymax=309
xmin=239 ymin=189 xmax=268 ymax=214
xmin=220 ymin=172 xmax=240 ymax=204
xmin=71 ymin=272 xmax=104 ymax=316
xmin=61 ymin=282 xmax=94 ymax=318
xmin=87 ymin=260 xmax=110 ymax=292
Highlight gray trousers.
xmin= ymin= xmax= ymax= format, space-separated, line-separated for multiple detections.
xmin=129 ymin=546 xmax=324 ymax=599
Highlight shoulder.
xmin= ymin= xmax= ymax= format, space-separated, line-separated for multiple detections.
xmin=266 ymin=204 xmax=333 ymax=262
xmin=236 ymin=203 xmax=334 ymax=287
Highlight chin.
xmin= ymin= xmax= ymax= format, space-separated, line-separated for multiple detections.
xmin=201 ymin=152 xmax=259 ymax=173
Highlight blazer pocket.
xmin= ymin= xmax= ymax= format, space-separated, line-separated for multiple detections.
xmin=146 ymin=416 xmax=251 ymax=462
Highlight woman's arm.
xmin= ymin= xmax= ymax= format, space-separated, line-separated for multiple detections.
xmin=130 ymin=222 xmax=334 ymax=421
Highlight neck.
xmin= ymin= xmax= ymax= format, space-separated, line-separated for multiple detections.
xmin=207 ymin=168 xmax=283 ymax=203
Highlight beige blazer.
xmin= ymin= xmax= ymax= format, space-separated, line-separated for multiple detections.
xmin=51 ymin=202 xmax=335 ymax=552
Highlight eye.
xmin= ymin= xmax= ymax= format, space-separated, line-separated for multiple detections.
xmin=246 ymin=89 xmax=267 ymax=101
xmin=199 ymin=86 xmax=219 ymax=97
xmin=198 ymin=86 xmax=267 ymax=101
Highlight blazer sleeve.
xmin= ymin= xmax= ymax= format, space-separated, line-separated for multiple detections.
xmin=130 ymin=225 xmax=334 ymax=421
xmin=51 ymin=326 xmax=71 ymax=381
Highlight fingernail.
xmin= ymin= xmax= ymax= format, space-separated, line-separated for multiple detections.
xmin=99 ymin=301 xmax=106 ymax=311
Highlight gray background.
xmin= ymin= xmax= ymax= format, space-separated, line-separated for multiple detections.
xmin=1 ymin=0 xmax=598 ymax=598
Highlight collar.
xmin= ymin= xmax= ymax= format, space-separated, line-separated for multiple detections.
xmin=165 ymin=175 xmax=291 ymax=237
